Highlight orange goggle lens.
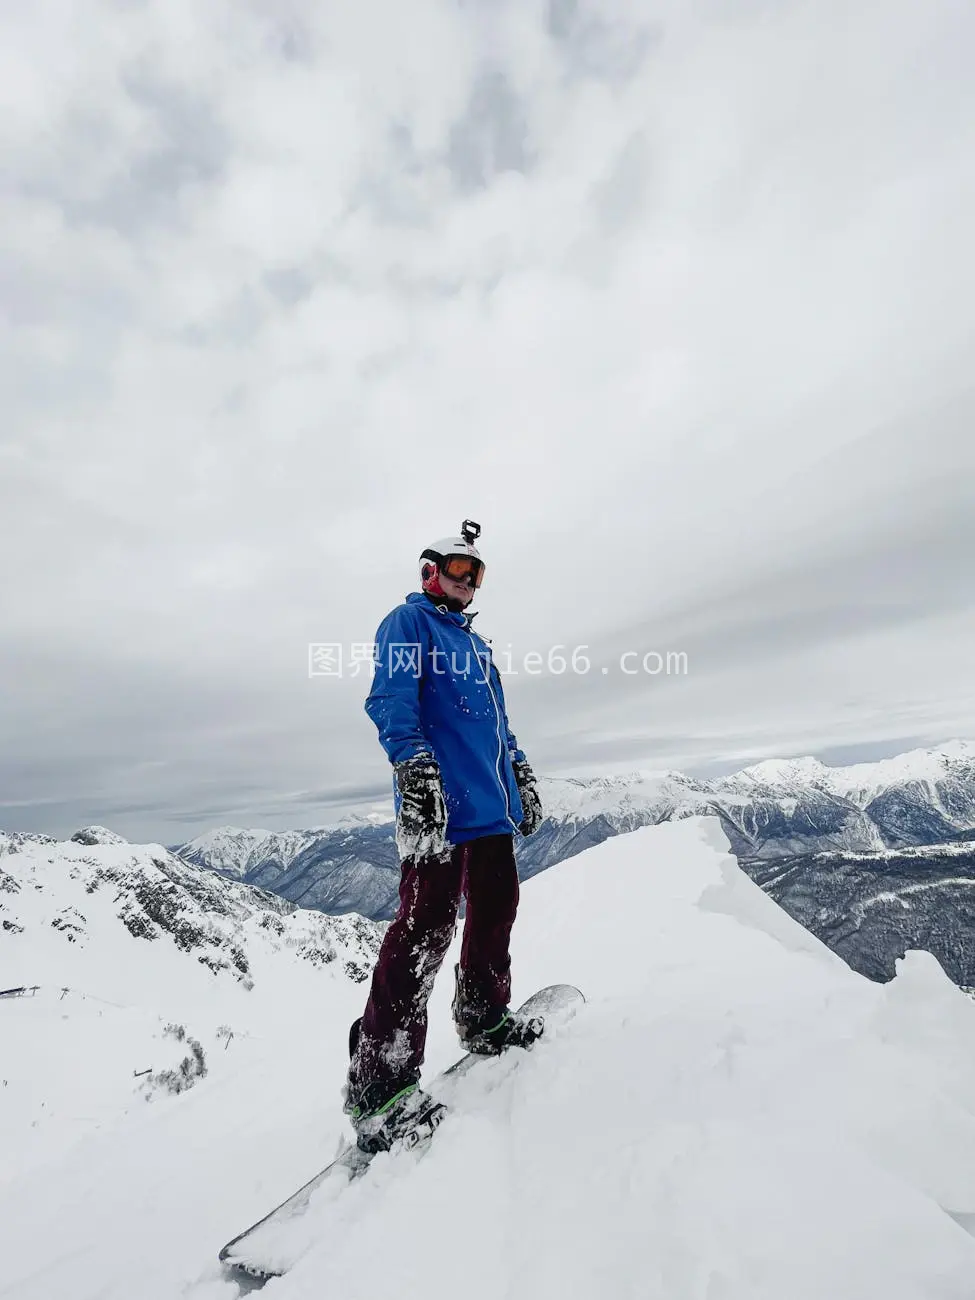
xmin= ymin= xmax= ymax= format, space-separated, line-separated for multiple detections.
xmin=441 ymin=555 xmax=485 ymax=588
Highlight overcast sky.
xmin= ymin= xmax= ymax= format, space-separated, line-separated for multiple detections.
xmin=2 ymin=0 xmax=974 ymax=843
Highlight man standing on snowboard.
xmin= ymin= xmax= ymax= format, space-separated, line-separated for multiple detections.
xmin=343 ymin=521 xmax=544 ymax=1151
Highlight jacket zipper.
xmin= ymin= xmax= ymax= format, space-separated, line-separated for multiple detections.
xmin=467 ymin=628 xmax=519 ymax=833
xmin=424 ymin=601 xmax=519 ymax=834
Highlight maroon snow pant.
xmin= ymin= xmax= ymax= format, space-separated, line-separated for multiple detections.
xmin=351 ymin=832 xmax=520 ymax=1092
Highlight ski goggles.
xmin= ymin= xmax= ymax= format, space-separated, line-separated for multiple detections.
xmin=440 ymin=554 xmax=485 ymax=588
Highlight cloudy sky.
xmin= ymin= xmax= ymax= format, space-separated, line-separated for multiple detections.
xmin=2 ymin=0 xmax=974 ymax=843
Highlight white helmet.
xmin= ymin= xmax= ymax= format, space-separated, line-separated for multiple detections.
xmin=419 ymin=520 xmax=485 ymax=591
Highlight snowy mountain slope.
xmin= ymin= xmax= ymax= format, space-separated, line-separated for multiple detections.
xmin=176 ymin=741 xmax=975 ymax=918
xmin=177 ymin=821 xmax=403 ymax=919
xmin=175 ymin=825 xmax=322 ymax=880
xmin=722 ymin=740 xmax=975 ymax=851
xmin=0 ymin=831 xmax=381 ymax=998
xmin=542 ymin=739 xmax=975 ymax=841
xmin=267 ymin=821 xmax=403 ymax=917
xmin=0 ymin=831 xmax=383 ymax=1182
xmin=826 ymin=738 xmax=975 ymax=804
xmin=743 ymin=840 xmax=975 ymax=985
xmin=528 ymin=740 xmax=975 ymax=859
xmin=3 ymin=819 xmax=975 ymax=1299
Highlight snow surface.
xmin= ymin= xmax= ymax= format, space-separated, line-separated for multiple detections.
xmin=0 ymin=834 xmax=381 ymax=1181
xmin=4 ymin=818 xmax=975 ymax=1299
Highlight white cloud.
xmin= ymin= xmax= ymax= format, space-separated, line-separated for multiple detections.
xmin=2 ymin=0 xmax=974 ymax=837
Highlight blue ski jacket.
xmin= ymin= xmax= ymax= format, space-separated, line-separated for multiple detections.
xmin=365 ymin=592 xmax=526 ymax=845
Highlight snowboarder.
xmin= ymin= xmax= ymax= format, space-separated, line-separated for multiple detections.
xmin=343 ymin=520 xmax=545 ymax=1150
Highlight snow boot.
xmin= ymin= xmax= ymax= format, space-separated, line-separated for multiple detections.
xmin=342 ymin=1077 xmax=445 ymax=1154
xmin=452 ymin=963 xmax=544 ymax=1056
xmin=343 ymin=1017 xmax=445 ymax=1154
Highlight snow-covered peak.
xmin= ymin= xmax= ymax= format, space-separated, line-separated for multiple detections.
xmin=334 ymin=806 xmax=394 ymax=829
xmin=540 ymin=741 xmax=975 ymax=825
xmin=537 ymin=769 xmax=708 ymax=822
xmin=71 ymin=825 xmax=129 ymax=846
xmin=934 ymin=738 xmax=975 ymax=760
xmin=827 ymin=741 xmax=975 ymax=802
xmin=0 ymin=829 xmax=55 ymax=855
xmin=727 ymin=755 xmax=832 ymax=789
xmin=178 ymin=824 xmax=275 ymax=857
xmin=719 ymin=743 xmax=975 ymax=799
xmin=176 ymin=826 xmax=319 ymax=877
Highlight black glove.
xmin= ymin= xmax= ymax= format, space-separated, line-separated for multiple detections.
xmin=394 ymin=755 xmax=448 ymax=861
xmin=513 ymin=757 xmax=543 ymax=837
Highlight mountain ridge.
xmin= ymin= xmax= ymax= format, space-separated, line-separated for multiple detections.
xmin=175 ymin=741 xmax=975 ymax=920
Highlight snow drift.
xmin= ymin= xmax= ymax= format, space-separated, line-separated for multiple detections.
xmin=2 ymin=818 xmax=975 ymax=1299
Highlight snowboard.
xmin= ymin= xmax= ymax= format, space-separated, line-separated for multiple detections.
xmin=218 ymin=984 xmax=584 ymax=1282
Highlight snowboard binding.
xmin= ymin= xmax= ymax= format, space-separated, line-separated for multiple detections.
xmin=452 ymin=963 xmax=545 ymax=1055
xmin=345 ymin=1017 xmax=446 ymax=1154
xmin=353 ymin=1088 xmax=447 ymax=1155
